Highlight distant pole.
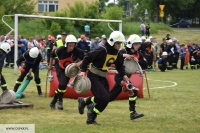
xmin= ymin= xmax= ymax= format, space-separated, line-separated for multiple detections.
xmin=144 ymin=9 xmax=148 ymax=23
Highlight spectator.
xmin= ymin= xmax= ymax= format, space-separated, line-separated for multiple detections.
xmin=90 ymin=37 xmax=99 ymax=51
xmin=20 ymin=36 xmax=27 ymax=54
xmin=99 ymin=35 xmax=107 ymax=47
xmin=166 ymin=34 xmax=171 ymax=40
xmin=17 ymin=36 xmax=24 ymax=58
xmin=84 ymin=23 xmax=90 ymax=37
xmin=140 ymin=22 xmax=145 ymax=36
xmin=180 ymin=44 xmax=186 ymax=70
xmin=145 ymin=24 xmax=150 ymax=37
xmin=77 ymin=34 xmax=90 ymax=53
xmin=150 ymin=36 xmax=158 ymax=69
xmin=27 ymin=37 xmax=34 ymax=50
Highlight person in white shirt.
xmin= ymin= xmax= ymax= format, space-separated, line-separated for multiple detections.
xmin=98 ymin=34 xmax=107 ymax=47
xmin=140 ymin=22 xmax=146 ymax=36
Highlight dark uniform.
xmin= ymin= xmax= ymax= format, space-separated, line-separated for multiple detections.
xmin=0 ymin=48 xmax=9 ymax=91
xmin=110 ymin=47 xmax=147 ymax=120
xmin=160 ymin=42 xmax=168 ymax=57
xmin=190 ymin=46 xmax=198 ymax=69
xmin=50 ymin=46 xmax=84 ymax=110
xmin=78 ymin=44 xmax=126 ymax=124
xmin=166 ymin=43 xmax=177 ymax=70
xmin=46 ymin=40 xmax=54 ymax=64
xmin=158 ymin=57 xmax=168 ymax=72
xmin=145 ymin=43 xmax=153 ymax=69
xmin=13 ymin=50 xmax=43 ymax=96
xmin=5 ymin=40 xmax=14 ymax=68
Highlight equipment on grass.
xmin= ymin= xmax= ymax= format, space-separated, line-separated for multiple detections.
xmin=45 ymin=70 xmax=54 ymax=97
xmin=16 ymin=69 xmax=32 ymax=99
xmin=0 ymin=90 xmax=16 ymax=104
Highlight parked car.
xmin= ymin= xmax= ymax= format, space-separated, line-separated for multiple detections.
xmin=169 ymin=20 xmax=191 ymax=28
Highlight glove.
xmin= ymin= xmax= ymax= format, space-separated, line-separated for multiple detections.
xmin=19 ymin=66 xmax=25 ymax=73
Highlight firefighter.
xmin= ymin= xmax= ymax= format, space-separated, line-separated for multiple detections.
xmin=77 ymin=31 xmax=128 ymax=125
xmin=110 ymin=34 xmax=147 ymax=120
xmin=48 ymin=34 xmax=84 ymax=110
xmin=190 ymin=44 xmax=198 ymax=69
xmin=166 ymin=39 xmax=176 ymax=70
xmin=158 ymin=52 xmax=169 ymax=72
xmin=144 ymin=38 xmax=153 ymax=69
xmin=13 ymin=47 xmax=43 ymax=96
xmin=46 ymin=35 xmax=54 ymax=64
xmin=0 ymin=43 xmax=11 ymax=91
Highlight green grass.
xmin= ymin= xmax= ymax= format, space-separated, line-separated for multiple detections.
xmin=1 ymin=63 xmax=200 ymax=133
xmin=1 ymin=30 xmax=200 ymax=133
xmin=122 ymin=22 xmax=172 ymax=35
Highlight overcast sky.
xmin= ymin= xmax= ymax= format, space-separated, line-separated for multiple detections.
xmin=106 ymin=0 xmax=118 ymax=5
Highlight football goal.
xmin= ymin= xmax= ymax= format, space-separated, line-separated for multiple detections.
xmin=2 ymin=14 xmax=123 ymax=74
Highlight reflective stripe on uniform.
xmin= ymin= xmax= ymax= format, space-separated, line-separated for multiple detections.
xmin=55 ymin=89 xmax=66 ymax=93
xmin=36 ymin=84 xmax=41 ymax=86
xmin=16 ymin=81 xmax=22 ymax=84
xmin=91 ymin=96 xmax=95 ymax=103
xmin=129 ymin=96 xmax=137 ymax=101
xmin=1 ymin=84 xmax=7 ymax=87
xmin=93 ymin=107 xmax=100 ymax=115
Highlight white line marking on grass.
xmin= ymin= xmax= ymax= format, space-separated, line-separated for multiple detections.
xmin=143 ymin=78 xmax=177 ymax=90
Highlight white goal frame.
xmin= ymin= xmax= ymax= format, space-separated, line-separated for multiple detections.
xmin=3 ymin=14 xmax=123 ymax=74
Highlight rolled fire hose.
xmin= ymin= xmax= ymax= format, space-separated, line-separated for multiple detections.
xmin=65 ymin=63 xmax=80 ymax=78
xmin=68 ymin=75 xmax=91 ymax=94
xmin=0 ymin=90 xmax=16 ymax=104
xmin=124 ymin=58 xmax=143 ymax=76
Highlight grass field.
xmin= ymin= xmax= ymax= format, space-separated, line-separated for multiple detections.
xmin=0 ymin=30 xmax=200 ymax=133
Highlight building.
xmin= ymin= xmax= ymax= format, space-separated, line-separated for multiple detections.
xmin=34 ymin=0 xmax=97 ymax=13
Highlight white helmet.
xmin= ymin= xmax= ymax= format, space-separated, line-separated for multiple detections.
xmin=141 ymin=36 xmax=146 ymax=40
xmin=126 ymin=34 xmax=142 ymax=48
xmin=145 ymin=38 xmax=151 ymax=43
xmin=107 ymin=31 xmax=125 ymax=46
xmin=65 ymin=34 xmax=77 ymax=47
xmin=0 ymin=42 xmax=11 ymax=54
xmin=56 ymin=34 xmax=61 ymax=40
xmin=168 ymin=39 xmax=173 ymax=43
xmin=162 ymin=52 xmax=168 ymax=56
xmin=29 ymin=47 xmax=39 ymax=58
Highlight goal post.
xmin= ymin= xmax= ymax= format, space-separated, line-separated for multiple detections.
xmin=3 ymin=14 xmax=123 ymax=74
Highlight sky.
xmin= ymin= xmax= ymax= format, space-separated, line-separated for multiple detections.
xmin=106 ymin=0 xmax=118 ymax=5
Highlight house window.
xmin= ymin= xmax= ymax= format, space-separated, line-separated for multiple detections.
xmin=38 ymin=1 xmax=58 ymax=12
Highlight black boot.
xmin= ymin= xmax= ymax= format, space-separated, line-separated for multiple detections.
xmin=86 ymin=104 xmax=100 ymax=125
xmin=78 ymin=97 xmax=92 ymax=114
xmin=50 ymin=94 xmax=58 ymax=110
xmin=78 ymin=97 xmax=86 ymax=114
xmin=13 ymin=84 xmax=21 ymax=92
xmin=129 ymin=100 xmax=144 ymax=120
xmin=57 ymin=101 xmax=63 ymax=110
xmin=57 ymin=93 xmax=64 ymax=110
xmin=130 ymin=111 xmax=144 ymax=120
xmin=37 ymin=86 xmax=43 ymax=96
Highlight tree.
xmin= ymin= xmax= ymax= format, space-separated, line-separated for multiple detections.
xmin=99 ymin=0 xmax=109 ymax=10
xmin=0 ymin=0 xmax=36 ymax=15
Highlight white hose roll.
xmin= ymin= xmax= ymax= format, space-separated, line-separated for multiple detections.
xmin=65 ymin=63 xmax=80 ymax=78
xmin=73 ymin=75 xmax=91 ymax=94
xmin=0 ymin=90 xmax=16 ymax=104
xmin=124 ymin=58 xmax=140 ymax=75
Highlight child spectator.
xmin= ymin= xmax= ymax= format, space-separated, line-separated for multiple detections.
xmin=180 ymin=44 xmax=186 ymax=70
